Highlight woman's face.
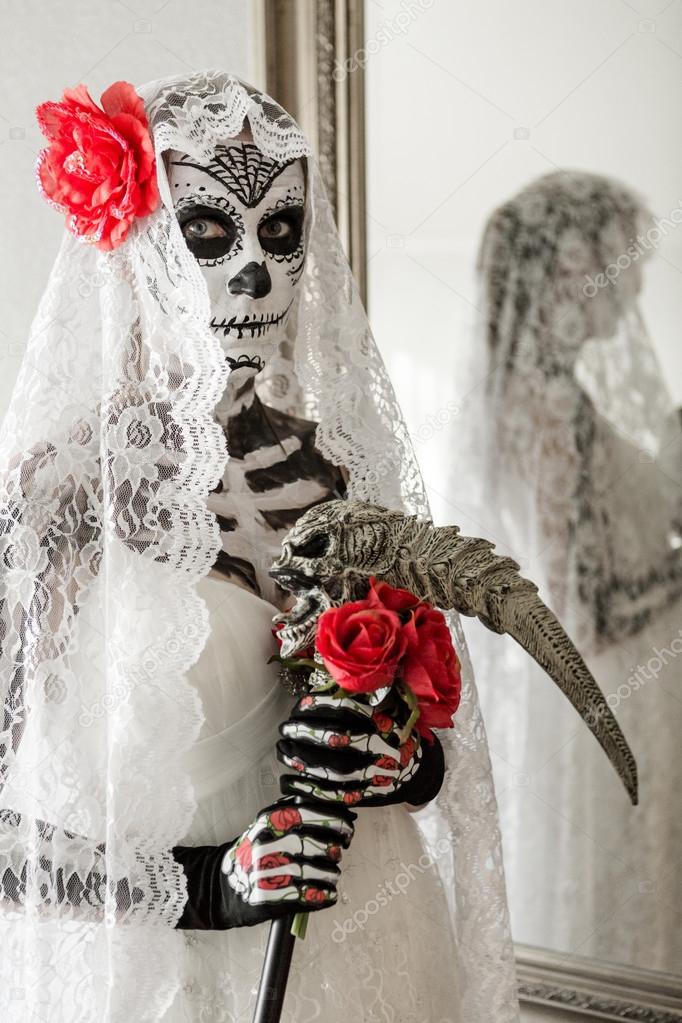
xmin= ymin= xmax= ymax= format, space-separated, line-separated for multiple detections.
xmin=167 ymin=139 xmax=306 ymax=368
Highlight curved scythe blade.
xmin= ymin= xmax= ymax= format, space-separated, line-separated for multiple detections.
xmin=413 ymin=523 xmax=638 ymax=804
xmin=479 ymin=580 xmax=638 ymax=805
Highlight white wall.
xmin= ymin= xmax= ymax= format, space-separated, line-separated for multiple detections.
xmin=0 ymin=0 xmax=259 ymax=418
xmin=365 ymin=0 xmax=682 ymax=525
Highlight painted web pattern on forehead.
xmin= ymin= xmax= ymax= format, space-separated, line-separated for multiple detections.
xmin=173 ymin=143 xmax=294 ymax=208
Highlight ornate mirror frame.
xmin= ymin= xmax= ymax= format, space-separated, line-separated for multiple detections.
xmin=257 ymin=3 xmax=682 ymax=1020
xmin=259 ymin=0 xmax=367 ymax=305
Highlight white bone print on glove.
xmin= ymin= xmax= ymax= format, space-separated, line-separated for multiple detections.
xmin=220 ymin=796 xmax=355 ymax=920
xmin=277 ymin=693 xmax=445 ymax=808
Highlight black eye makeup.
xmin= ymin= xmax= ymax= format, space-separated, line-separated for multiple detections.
xmin=258 ymin=204 xmax=305 ymax=257
xmin=175 ymin=197 xmax=244 ymax=264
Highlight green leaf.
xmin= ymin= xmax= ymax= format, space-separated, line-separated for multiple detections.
xmin=268 ymin=654 xmax=320 ymax=671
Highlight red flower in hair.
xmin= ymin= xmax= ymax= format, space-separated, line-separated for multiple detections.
xmin=35 ymin=81 xmax=159 ymax=251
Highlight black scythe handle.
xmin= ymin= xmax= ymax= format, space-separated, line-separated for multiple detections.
xmin=252 ymin=914 xmax=297 ymax=1023
xmin=252 ymin=791 xmax=339 ymax=1022
xmin=252 ymin=787 xmax=351 ymax=1021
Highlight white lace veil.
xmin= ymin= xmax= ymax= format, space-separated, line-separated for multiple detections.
xmin=0 ymin=70 xmax=517 ymax=1021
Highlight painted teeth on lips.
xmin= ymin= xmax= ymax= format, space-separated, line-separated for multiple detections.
xmin=210 ymin=305 xmax=291 ymax=339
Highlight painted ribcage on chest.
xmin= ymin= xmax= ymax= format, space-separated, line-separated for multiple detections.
xmin=208 ymin=391 xmax=345 ymax=608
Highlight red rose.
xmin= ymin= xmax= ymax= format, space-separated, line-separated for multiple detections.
xmin=290 ymin=756 xmax=306 ymax=772
xmin=402 ymin=605 xmax=461 ymax=736
xmin=269 ymin=807 xmax=302 ymax=833
xmin=375 ymin=754 xmax=399 ymax=770
xmin=303 ymin=886 xmax=327 ymax=904
xmin=235 ymin=837 xmax=253 ymax=871
xmin=342 ymin=791 xmax=362 ymax=805
xmin=35 ymin=81 xmax=159 ymax=252
xmin=327 ymin=844 xmax=342 ymax=862
xmin=372 ymin=775 xmax=394 ymax=787
xmin=366 ymin=576 xmax=420 ymax=613
xmin=316 ymin=600 xmax=406 ymax=693
xmin=257 ymin=874 xmax=292 ymax=890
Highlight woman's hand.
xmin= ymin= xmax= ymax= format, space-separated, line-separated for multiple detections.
xmin=174 ymin=795 xmax=356 ymax=930
xmin=220 ymin=796 xmax=355 ymax=923
xmin=276 ymin=692 xmax=445 ymax=809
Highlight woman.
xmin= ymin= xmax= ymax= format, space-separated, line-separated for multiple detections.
xmin=460 ymin=169 xmax=682 ymax=971
xmin=0 ymin=71 xmax=518 ymax=1020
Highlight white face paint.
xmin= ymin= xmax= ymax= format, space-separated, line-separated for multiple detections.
xmin=167 ymin=140 xmax=306 ymax=368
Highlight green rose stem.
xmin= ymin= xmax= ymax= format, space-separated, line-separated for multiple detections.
xmin=290 ymin=911 xmax=309 ymax=939
xmin=394 ymin=680 xmax=421 ymax=744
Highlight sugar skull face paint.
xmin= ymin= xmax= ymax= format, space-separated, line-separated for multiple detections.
xmin=168 ymin=139 xmax=306 ymax=368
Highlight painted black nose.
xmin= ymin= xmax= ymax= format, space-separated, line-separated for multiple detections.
xmin=228 ymin=260 xmax=272 ymax=299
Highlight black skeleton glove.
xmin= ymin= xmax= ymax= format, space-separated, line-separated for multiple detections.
xmin=174 ymin=795 xmax=356 ymax=929
xmin=276 ymin=693 xmax=446 ymax=809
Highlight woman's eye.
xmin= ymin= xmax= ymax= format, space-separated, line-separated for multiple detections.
xmin=177 ymin=204 xmax=239 ymax=261
xmin=260 ymin=218 xmax=291 ymax=239
xmin=184 ymin=218 xmax=227 ymax=240
xmin=258 ymin=207 xmax=304 ymax=256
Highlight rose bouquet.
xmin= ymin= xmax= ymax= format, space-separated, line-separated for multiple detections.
xmin=273 ymin=575 xmax=462 ymax=745
xmin=271 ymin=576 xmax=461 ymax=940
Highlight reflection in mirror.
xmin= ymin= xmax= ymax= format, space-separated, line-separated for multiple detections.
xmin=463 ymin=168 xmax=682 ymax=973
xmin=364 ymin=0 xmax=682 ymax=1016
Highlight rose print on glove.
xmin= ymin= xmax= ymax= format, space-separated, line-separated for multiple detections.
xmin=277 ymin=692 xmax=446 ymax=809
xmin=220 ymin=796 xmax=356 ymax=924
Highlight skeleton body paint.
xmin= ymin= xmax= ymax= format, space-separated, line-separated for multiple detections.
xmin=207 ymin=363 xmax=346 ymax=605
xmin=168 ymin=139 xmax=345 ymax=606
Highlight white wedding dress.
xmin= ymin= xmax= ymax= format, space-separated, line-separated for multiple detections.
xmin=165 ymin=573 xmax=465 ymax=1022
xmin=0 ymin=72 xmax=518 ymax=1022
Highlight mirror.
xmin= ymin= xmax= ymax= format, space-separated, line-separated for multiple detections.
xmin=361 ymin=0 xmax=682 ymax=1019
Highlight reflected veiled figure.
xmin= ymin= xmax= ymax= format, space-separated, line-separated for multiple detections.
xmin=459 ymin=169 xmax=682 ymax=973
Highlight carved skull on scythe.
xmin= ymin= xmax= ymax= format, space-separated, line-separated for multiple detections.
xmin=269 ymin=499 xmax=638 ymax=805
